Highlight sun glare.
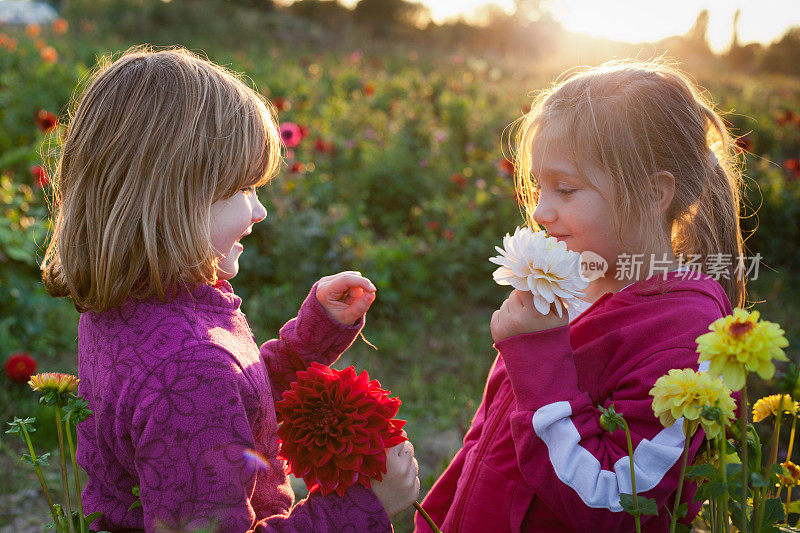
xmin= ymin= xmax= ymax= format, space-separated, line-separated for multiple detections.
xmin=421 ymin=0 xmax=800 ymax=53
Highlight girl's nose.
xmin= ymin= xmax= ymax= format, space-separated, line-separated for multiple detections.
xmin=532 ymin=195 xmax=556 ymax=226
xmin=252 ymin=196 xmax=267 ymax=223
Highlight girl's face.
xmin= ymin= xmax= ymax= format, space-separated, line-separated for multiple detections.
xmin=209 ymin=186 xmax=267 ymax=280
xmin=530 ymin=142 xmax=645 ymax=279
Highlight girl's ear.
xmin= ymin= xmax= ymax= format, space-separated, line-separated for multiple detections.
xmin=651 ymin=171 xmax=676 ymax=216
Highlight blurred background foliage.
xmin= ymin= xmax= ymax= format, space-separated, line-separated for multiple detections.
xmin=1 ymin=0 xmax=799 ymax=530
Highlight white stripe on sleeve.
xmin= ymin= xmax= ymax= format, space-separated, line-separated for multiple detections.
xmin=531 ymin=361 xmax=710 ymax=511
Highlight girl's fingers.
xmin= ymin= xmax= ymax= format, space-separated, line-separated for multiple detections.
xmin=513 ymin=290 xmax=534 ymax=309
xmin=324 ymin=273 xmax=376 ymax=297
xmin=338 ymin=290 xmax=376 ymax=324
xmin=343 ymin=286 xmax=365 ymax=305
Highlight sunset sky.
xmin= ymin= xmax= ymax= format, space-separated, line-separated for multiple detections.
xmin=419 ymin=0 xmax=800 ymax=53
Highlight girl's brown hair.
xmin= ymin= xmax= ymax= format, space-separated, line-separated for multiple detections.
xmin=42 ymin=46 xmax=282 ymax=312
xmin=514 ymin=58 xmax=747 ymax=307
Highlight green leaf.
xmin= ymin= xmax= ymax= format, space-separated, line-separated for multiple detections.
xmin=675 ymin=524 xmax=692 ymax=533
xmin=762 ymin=497 xmax=786 ymax=527
xmin=639 ymin=497 xmax=659 ymax=516
xmin=674 ymin=501 xmax=688 ymax=520
xmin=6 ymin=416 xmax=37 ymax=435
xmin=785 ymin=500 xmax=800 ymax=515
xmin=694 ymin=479 xmax=727 ymax=502
xmin=619 ymin=494 xmax=659 ymax=516
xmin=83 ymin=511 xmax=103 ymax=524
xmin=751 ymin=471 xmax=771 ymax=488
xmin=128 ymin=484 xmax=142 ymax=511
xmin=63 ymin=396 xmax=93 ymax=424
xmin=685 ymin=464 xmax=719 ymax=480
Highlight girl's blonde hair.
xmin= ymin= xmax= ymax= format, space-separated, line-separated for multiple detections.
xmin=514 ymin=58 xmax=747 ymax=307
xmin=42 ymin=46 xmax=282 ymax=312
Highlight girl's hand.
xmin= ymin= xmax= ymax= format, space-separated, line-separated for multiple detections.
xmin=371 ymin=438 xmax=420 ymax=517
xmin=315 ymin=271 xmax=377 ymax=325
xmin=490 ymin=289 xmax=569 ymax=343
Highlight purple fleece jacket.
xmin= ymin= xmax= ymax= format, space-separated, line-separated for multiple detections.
xmin=76 ymin=280 xmax=392 ymax=532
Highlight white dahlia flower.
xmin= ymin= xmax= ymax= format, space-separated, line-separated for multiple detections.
xmin=489 ymin=226 xmax=589 ymax=317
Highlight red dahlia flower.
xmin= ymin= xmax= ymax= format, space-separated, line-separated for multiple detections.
xmin=280 ymin=122 xmax=303 ymax=148
xmin=31 ymin=164 xmax=48 ymax=187
xmin=275 ymin=363 xmax=407 ymax=497
xmin=4 ymin=353 xmax=38 ymax=383
xmin=35 ymin=109 xmax=57 ymax=133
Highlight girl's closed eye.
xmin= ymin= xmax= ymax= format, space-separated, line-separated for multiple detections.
xmin=557 ymin=187 xmax=577 ymax=196
xmin=241 ymin=186 xmax=257 ymax=195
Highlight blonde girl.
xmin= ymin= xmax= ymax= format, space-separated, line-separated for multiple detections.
xmin=417 ymin=58 xmax=745 ymax=532
xmin=43 ymin=47 xmax=418 ymax=532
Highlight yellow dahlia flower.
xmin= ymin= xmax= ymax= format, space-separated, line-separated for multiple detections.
xmin=28 ymin=372 xmax=79 ymax=394
xmin=779 ymin=460 xmax=800 ymax=487
xmin=649 ymin=368 xmax=736 ymax=439
xmin=752 ymin=394 xmax=799 ymax=423
xmin=696 ymin=308 xmax=788 ymax=391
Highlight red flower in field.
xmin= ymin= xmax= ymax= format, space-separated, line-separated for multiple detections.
xmin=275 ymin=363 xmax=407 ymax=497
xmin=290 ymin=161 xmax=305 ymax=173
xmin=442 ymin=229 xmax=455 ymax=241
xmin=450 ymin=173 xmax=467 ymax=189
xmin=40 ymin=46 xmax=58 ymax=64
xmin=314 ymin=138 xmax=335 ymax=154
xmin=500 ymin=158 xmax=514 ymax=176
xmin=52 ymin=18 xmax=69 ymax=35
xmin=785 ymin=158 xmax=800 ymax=181
xmin=362 ymin=83 xmax=375 ymax=96
xmin=272 ymin=97 xmax=291 ymax=112
xmin=280 ymin=122 xmax=303 ymax=148
xmin=426 ymin=220 xmax=440 ymax=231
xmin=348 ymin=51 xmax=362 ymax=64
xmin=35 ymin=109 xmax=57 ymax=133
xmin=26 ymin=24 xmax=41 ymax=37
xmin=31 ymin=164 xmax=48 ymax=187
xmin=4 ymin=353 xmax=38 ymax=384
xmin=777 ymin=110 xmax=797 ymax=127
xmin=299 ymin=124 xmax=309 ymax=140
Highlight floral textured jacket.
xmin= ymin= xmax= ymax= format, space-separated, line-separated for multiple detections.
xmin=77 ymin=281 xmax=391 ymax=532
xmin=415 ymin=271 xmax=734 ymax=532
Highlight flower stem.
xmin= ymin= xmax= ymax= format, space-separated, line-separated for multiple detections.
xmin=622 ymin=421 xmax=641 ymax=533
xmin=740 ymin=383 xmax=749 ymax=533
xmin=670 ymin=420 xmax=692 ymax=533
xmin=767 ymin=396 xmax=785 ymax=498
xmin=413 ymin=501 xmax=442 ymax=533
xmin=55 ymin=400 xmax=75 ymax=533
xmin=786 ymin=416 xmax=797 ymax=507
xmin=65 ymin=412 xmax=86 ymax=533
xmin=718 ymin=430 xmax=730 ymax=533
xmin=19 ymin=423 xmax=64 ymax=533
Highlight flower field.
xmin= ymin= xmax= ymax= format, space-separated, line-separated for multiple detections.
xmin=1 ymin=4 xmax=800 ymax=531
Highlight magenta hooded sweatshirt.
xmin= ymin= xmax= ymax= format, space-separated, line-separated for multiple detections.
xmin=415 ymin=271 xmax=733 ymax=532
xmin=77 ymin=281 xmax=391 ymax=532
